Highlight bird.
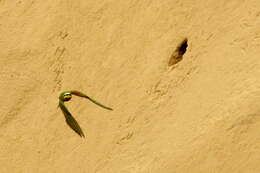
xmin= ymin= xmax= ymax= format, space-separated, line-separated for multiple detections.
xmin=58 ymin=90 xmax=113 ymax=137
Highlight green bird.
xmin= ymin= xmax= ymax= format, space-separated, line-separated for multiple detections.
xmin=59 ymin=90 xmax=113 ymax=137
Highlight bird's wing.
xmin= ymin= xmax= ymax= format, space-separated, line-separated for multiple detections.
xmin=70 ymin=90 xmax=113 ymax=110
xmin=59 ymin=101 xmax=85 ymax=137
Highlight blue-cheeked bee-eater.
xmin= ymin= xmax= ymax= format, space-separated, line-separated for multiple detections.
xmin=59 ymin=90 xmax=113 ymax=137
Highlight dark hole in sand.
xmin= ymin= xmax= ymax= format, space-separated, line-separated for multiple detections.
xmin=168 ymin=38 xmax=188 ymax=66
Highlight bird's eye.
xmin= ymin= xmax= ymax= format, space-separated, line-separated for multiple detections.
xmin=63 ymin=93 xmax=72 ymax=101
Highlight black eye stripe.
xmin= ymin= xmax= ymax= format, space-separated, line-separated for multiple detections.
xmin=64 ymin=93 xmax=71 ymax=97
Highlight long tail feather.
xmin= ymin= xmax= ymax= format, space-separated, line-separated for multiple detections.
xmin=70 ymin=90 xmax=113 ymax=110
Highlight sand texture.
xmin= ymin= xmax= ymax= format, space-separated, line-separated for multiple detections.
xmin=1 ymin=0 xmax=260 ymax=172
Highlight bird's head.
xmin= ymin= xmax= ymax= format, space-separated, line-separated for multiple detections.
xmin=59 ymin=92 xmax=72 ymax=102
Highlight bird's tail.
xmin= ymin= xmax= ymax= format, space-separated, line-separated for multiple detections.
xmin=87 ymin=97 xmax=113 ymax=110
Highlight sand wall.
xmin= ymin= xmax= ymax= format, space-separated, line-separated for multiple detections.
xmin=1 ymin=0 xmax=260 ymax=172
